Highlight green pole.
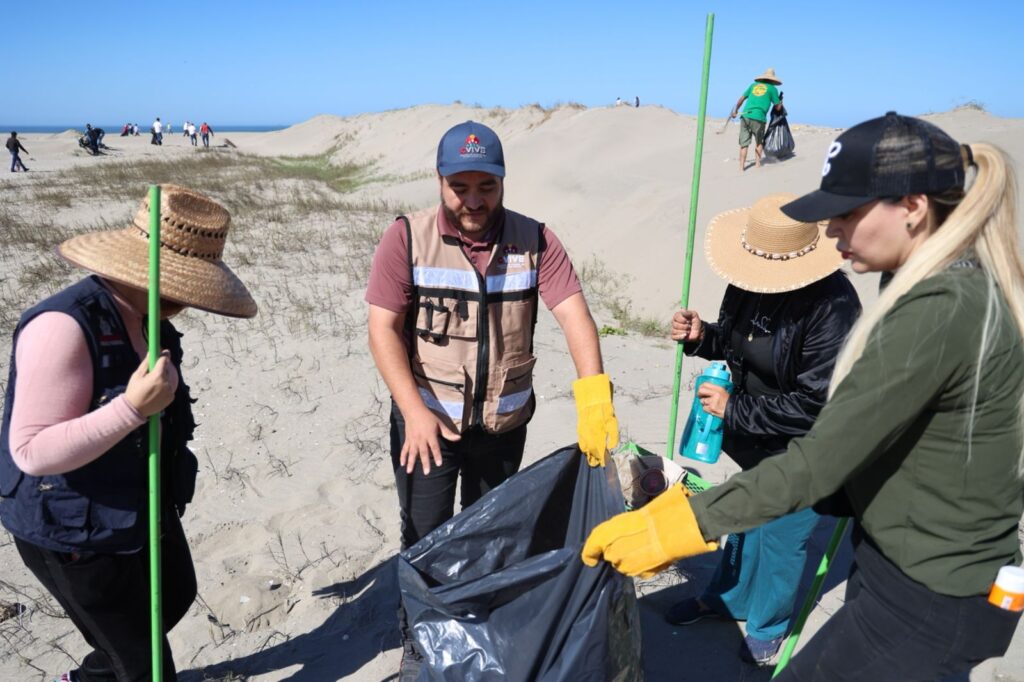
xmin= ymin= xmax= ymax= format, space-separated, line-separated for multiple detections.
xmin=147 ymin=184 xmax=164 ymax=682
xmin=665 ymin=13 xmax=714 ymax=459
xmin=772 ymin=518 xmax=850 ymax=677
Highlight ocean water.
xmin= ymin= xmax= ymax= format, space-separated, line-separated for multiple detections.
xmin=1 ymin=124 xmax=289 ymax=133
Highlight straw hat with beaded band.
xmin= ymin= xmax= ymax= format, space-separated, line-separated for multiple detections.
xmin=704 ymin=193 xmax=844 ymax=294
xmin=57 ymin=184 xmax=257 ymax=318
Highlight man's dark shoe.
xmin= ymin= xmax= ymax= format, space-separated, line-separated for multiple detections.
xmin=664 ymin=598 xmax=724 ymax=626
xmin=740 ymin=634 xmax=784 ymax=666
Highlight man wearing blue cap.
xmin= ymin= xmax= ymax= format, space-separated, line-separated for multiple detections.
xmin=366 ymin=120 xmax=619 ymax=678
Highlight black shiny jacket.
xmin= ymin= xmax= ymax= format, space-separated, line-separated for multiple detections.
xmin=685 ymin=271 xmax=861 ymax=466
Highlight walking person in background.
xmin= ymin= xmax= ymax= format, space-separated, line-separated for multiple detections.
xmin=0 ymin=185 xmax=257 ymax=682
xmin=367 ymin=120 xmax=619 ymax=681
xmin=664 ymin=193 xmax=860 ymax=665
xmin=188 ymin=121 xmax=198 ymax=146
xmin=151 ymin=117 xmax=163 ymax=145
xmin=6 ymin=131 xmax=29 ymax=172
xmin=200 ymin=121 xmax=214 ymax=148
xmin=730 ymin=68 xmax=783 ymax=171
xmin=583 ymin=112 xmax=1024 ymax=681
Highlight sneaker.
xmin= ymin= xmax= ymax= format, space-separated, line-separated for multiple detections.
xmin=399 ymin=639 xmax=423 ymax=681
xmin=740 ymin=634 xmax=784 ymax=666
xmin=664 ymin=598 xmax=723 ymax=626
xmin=53 ymin=672 xmax=76 ymax=682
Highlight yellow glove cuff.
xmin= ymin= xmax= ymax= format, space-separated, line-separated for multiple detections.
xmin=572 ymin=373 xmax=613 ymax=404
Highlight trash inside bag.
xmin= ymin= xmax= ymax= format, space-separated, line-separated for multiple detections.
xmin=765 ymin=105 xmax=795 ymax=158
xmin=398 ymin=446 xmax=643 ymax=682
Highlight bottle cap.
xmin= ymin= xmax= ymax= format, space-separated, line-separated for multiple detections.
xmin=995 ymin=566 xmax=1024 ymax=594
xmin=705 ymin=361 xmax=731 ymax=382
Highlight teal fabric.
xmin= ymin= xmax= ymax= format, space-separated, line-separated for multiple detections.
xmin=702 ymin=507 xmax=820 ymax=641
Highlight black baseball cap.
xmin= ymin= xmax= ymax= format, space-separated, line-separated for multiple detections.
xmin=437 ymin=121 xmax=505 ymax=177
xmin=782 ymin=112 xmax=966 ymax=222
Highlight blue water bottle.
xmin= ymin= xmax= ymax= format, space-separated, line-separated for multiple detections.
xmin=679 ymin=362 xmax=734 ymax=463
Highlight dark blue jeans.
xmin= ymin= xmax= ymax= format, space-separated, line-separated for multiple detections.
xmin=10 ymin=151 xmax=27 ymax=171
xmin=703 ymin=506 xmax=819 ymax=641
xmin=778 ymin=528 xmax=1021 ymax=681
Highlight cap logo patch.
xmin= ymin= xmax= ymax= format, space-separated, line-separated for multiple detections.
xmin=460 ymin=134 xmax=487 ymax=159
xmin=822 ymin=141 xmax=842 ymax=177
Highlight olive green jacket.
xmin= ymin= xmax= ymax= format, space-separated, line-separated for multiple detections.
xmin=691 ymin=266 xmax=1024 ymax=596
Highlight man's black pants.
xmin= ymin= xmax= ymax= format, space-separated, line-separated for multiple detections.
xmin=778 ymin=527 xmax=1021 ymax=681
xmin=15 ymin=511 xmax=197 ymax=682
xmin=389 ymin=401 xmax=527 ymax=550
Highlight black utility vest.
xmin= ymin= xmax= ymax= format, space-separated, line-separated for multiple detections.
xmin=0 ymin=276 xmax=197 ymax=553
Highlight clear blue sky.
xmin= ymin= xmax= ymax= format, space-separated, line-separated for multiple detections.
xmin=8 ymin=0 xmax=1021 ymax=128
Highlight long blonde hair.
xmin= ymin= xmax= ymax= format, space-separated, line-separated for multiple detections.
xmin=828 ymin=143 xmax=1024 ymax=474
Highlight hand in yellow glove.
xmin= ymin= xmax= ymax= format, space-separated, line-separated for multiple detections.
xmin=572 ymin=373 xmax=620 ymax=467
xmin=580 ymin=483 xmax=718 ymax=577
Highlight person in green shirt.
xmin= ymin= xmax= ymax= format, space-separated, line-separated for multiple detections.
xmin=730 ymin=67 xmax=783 ymax=172
xmin=583 ymin=112 xmax=1024 ymax=680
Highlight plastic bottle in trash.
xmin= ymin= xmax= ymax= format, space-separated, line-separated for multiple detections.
xmin=679 ymin=362 xmax=734 ymax=463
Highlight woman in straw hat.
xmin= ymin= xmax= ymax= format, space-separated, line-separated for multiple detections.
xmin=662 ymin=193 xmax=860 ymax=665
xmin=583 ymin=112 xmax=1024 ymax=680
xmin=0 ymin=185 xmax=256 ymax=681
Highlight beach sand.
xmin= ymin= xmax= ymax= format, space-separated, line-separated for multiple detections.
xmin=1 ymin=104 xmax=1021 ymax=681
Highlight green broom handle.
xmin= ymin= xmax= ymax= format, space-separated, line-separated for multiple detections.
xmin=772 ymin=517 xmax=850 ymax=677
xmin=666 ymin=13 xmax=714 ymax=459
xmin=147 ymin=185 xmax=164 ymax=682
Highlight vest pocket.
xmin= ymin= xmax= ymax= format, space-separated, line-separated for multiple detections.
xmin=416 ymin=297 xmax=477 ymax=343
xmin=38 ymin=489 xmax=89 ymax=529
xmin=412 ymin=357 xmax=469 ymax=433
xmin=486 ymin=356 xmax=537 ymax=433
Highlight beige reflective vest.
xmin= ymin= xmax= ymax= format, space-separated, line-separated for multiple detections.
xmin=403 ymin=207 xmax=541 ymax=434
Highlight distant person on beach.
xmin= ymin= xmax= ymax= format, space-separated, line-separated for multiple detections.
xmin=120 ymin=123 xmax=130 ymax=136
xmin=0 ymin=185 xmax=256 ymax=682
xmin=166 ymin=122 xmax=172 ymax=135
xmin=730 ymin=67 xmax=783 ymax=171
xmin=84 ymin=124 xmax=105 ymax=155
xmin=6 ymin=131 xmax=29 ymax=172
xmin=151 ymin=117 xmax=163 ymax=145
xmin=664 ymin=194 xmax=860 ymax=665
xmin=132 ymin=123 xmax=139 ymax=136
xmin=583 ymin=113 xmax=1024 ymax=680
xmin=635 ymin=95 xmax=640 ymax=107
xmin=200 ymin=121 xmax=213 ymax=148
xmin=188 ymin=121 xmax=198 ymax=146
xmin=366 ymin=120 xmax=619 ymax=680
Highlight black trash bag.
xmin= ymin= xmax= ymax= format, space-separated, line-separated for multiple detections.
xmin=764 ymin=104 xmax=795 ymax=158
xmin=399 ymin=446 xmax=643 ymax=682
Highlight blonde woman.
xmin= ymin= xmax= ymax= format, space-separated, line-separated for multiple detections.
xmin=583 ymin=112 xmax=1024 ymax=680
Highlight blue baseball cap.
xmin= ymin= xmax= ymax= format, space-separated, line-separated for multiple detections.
xmin=436 ymin=121 xmax=505 ymax=178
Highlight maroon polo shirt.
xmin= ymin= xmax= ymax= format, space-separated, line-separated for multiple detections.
xmin=365 ymin=206 xmax=582 ymax=313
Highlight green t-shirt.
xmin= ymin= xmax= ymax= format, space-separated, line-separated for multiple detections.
xmin=741 ymin=81 xmax=780 ymax=122
xmin=691 ymin=267 xmax=1024 ymax=597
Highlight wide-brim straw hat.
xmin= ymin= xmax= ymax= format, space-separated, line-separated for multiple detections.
xmin=754 ymin=67 xmax=782 ymax=85
xmin=705 ymin=193 xmax=844 ymax=294
xmin=57 ymin=184 xmax=257 ymax=318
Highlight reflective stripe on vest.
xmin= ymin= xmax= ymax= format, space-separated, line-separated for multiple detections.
xmin=405 ymin=206 xmax=540 ymax=434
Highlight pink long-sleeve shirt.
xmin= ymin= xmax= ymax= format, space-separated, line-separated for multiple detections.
xmin=8 ymin=284 xmax=148 ymax=477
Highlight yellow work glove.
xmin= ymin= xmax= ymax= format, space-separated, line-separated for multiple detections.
xmin=572 ymin=373 xmax=620 ymax=467
xmin=580 ymin=483 xmax=718 ymax=577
